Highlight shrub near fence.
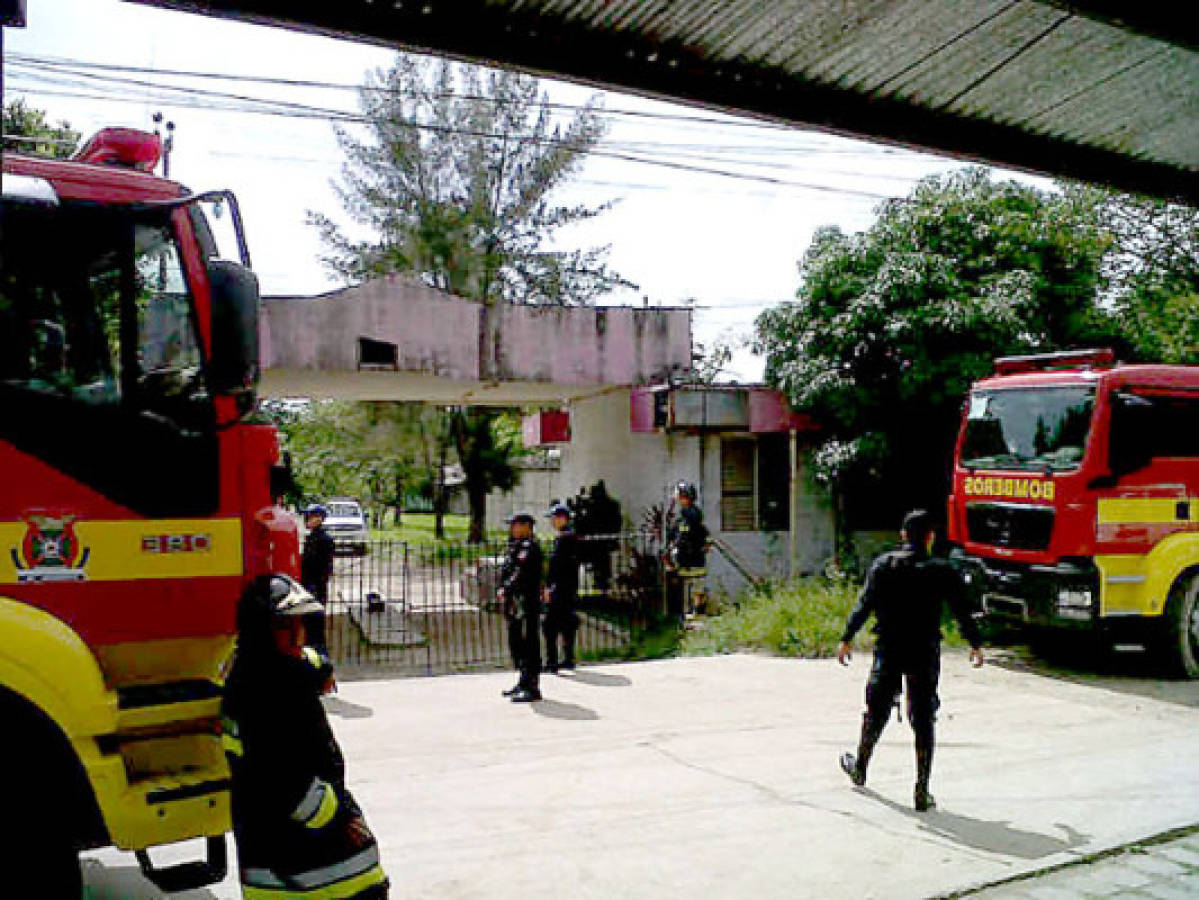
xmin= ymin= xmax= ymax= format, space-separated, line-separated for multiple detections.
xmin=324 ymin=533 xmax=662 ymax=677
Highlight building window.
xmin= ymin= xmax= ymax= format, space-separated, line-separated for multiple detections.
xmin=720 ymin=436 xmax=790 ymax=532
xmin=721 ymin=439 xmax=755 ymax=531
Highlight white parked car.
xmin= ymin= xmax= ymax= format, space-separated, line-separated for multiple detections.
xmin=324 ymin=497 xmax=369 ymax=555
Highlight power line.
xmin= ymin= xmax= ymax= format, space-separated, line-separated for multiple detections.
xmin=9 ymin=57 xmax=911 ymax=161
xmin=8 ymin=52 xmax=808 ymax=133
xmin=7 ymin=78 xmax=896 ymax=199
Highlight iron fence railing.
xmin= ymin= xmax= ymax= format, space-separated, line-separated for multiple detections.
xmin=323 ymin=532 xmax=662 ymax=677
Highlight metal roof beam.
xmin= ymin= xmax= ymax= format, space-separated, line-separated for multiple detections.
xmin=1033 ymin=2 xmax=1199 ymax=51
xmin=128 ymin=1 xmax=1199 ymax=204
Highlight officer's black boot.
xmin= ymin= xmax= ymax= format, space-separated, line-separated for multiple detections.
xmin=914 ymin=724 xmax=936 ymax=812
xmin=840 ymin=715 xmax=882 ymax=787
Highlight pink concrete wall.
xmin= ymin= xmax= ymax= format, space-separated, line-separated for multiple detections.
xmin=262 ymin=278 xmax=691 ymax=389
xmin=747 ymin=388 xmax=817 ymax=433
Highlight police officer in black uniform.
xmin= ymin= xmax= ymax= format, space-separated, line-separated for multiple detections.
xmin=300 ymin=503 xmax=336 ymax=652
xmin=498 ymin=512 xmax=544 ymax=703
xmin=543 ymin=502 xmax=580 ymax=673
xmin=837 ymin=509 xmax=984 ymax=811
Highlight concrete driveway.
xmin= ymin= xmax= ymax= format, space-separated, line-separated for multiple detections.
xmin=81 ymin=652 xmax=1199 ymax=899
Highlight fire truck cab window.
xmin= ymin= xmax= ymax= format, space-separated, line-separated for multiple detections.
xmin=0 ymin=204 xmax=207 ymax=425
xmin=962 ymin=387 xmax=1096 ymax=472
xmin=1 ymin=201 xmax=218 ymax=516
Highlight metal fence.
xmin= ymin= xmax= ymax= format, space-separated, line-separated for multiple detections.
xmin=323 ymin=533 xmax=663 ymax=677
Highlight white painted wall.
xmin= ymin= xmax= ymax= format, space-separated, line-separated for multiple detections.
xmin=485 ymin=466 xmax=563 ymax=533
xmin=547 ymin=389 xmax=835 ymax=596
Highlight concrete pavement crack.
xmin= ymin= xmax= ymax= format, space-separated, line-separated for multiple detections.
xmin=640 ymin=740 xmax=1002 ymax=864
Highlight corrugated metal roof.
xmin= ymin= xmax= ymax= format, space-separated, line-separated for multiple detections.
xmin=134 ymin=0 xmax=1199 ymax=201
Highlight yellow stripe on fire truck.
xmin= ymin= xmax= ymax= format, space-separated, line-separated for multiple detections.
xmin=0 ymin=518 xmax=243 ymax=584
xmin=1098 ymin=497 xmax=1198 ymax=525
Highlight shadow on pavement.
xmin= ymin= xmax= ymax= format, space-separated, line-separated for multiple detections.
xmin=532 ymin=698 xmax=600 ymax=721
xmin=559 ymin=668 xmax=632 ymax=687
xmin=81 ymin=859 xmax=222 ymax=899
xmin=986 ymin=644 xmax=1199 ymax=709
xmin=323 ymin=695 xmax=375 ymax=718
xmin=859 ymin=787 xmax=1090 ymax=860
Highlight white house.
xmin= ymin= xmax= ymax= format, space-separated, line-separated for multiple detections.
xmin=513 ymin=384 xmax=836 ymax=595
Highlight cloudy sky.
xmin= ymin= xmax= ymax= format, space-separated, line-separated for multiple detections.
xmin=4 ymin=0 xmax=1051 ymax=380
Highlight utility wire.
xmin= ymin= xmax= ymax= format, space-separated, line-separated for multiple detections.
xmin=8 ymin=52 xmax=804 ymax=132
xmin=7 ymin=77 xmax=897 ymax=199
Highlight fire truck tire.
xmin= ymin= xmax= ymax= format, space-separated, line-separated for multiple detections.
xmin=0 ymin=691 xmax=95 ymax=897
xmin=1161 ymin=573 xmax=1199 ymax=679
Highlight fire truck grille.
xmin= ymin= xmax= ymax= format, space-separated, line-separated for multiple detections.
xmin=965 ymin=503 xmax=1054 ymax=551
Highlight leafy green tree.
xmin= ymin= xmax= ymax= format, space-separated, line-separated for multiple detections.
xmin=3 ymin=99 xmax=80 ymax=158
xmin=1072 ymin=185 xmax=1199 ymax=364
xmin=451 ymin=408 xmax=524 ymax=543
xmin=755 ymin=168 xmax=1124 ymax=532
xmin=310 ymin=55 xmax=631 ymax=305
xmin=280 ymin=401 xmax=450 ymax=527
xmin=312 ymin=55 xmax=631 ymax=540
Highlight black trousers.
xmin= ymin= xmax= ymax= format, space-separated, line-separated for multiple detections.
xmin=543 ymin=604 xmax=578 ymax=668
xmin=864 ymin=646 xmax=941 ymax=731
xmin=506 ymin=608 xmax=541 ymax=690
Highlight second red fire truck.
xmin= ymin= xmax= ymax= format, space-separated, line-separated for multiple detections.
xmin=947 ymin=349 xmax=1199 ymax=676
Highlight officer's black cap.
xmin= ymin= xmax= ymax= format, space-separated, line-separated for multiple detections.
xmin=506 ymin=512 xmax=536 ymax=526
xmin=901 ymin=509 xmax=934 ymax=541
xmin=546 ymin=503 xmax=571 ymax=519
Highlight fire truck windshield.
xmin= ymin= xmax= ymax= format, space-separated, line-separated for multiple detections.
xmin=0 ymin=200 xmax=210 ymax=431
xmin=961 ymin=386 xmax=1096 ymax=472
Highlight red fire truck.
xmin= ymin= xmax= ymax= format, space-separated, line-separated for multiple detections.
xmin=1 ymin=128 xmax=301 ymax=890
xmin=947 ymin=349 xmax=1199 ymax=676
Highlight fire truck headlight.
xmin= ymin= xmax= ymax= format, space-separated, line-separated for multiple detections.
xmin=1056 ymin=588 xmax=1093 ymax=618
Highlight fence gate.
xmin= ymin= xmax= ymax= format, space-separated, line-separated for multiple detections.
xmin=325 ymin=533 xmax=660 ymax=677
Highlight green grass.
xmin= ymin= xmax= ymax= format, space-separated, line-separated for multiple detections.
xmin=682 ymin=574 xmax=973 ymax=659
xmin=371 ymin=513 xmax=505 ymax=545
xmin=682 ymin=575 xmax=863 ymax=659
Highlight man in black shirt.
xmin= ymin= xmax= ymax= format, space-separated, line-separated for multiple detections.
xmin=837 ymin=509 xmax=984 ymax=811
xmin=543 ymin=503 xmax=580 ymax=673
xmin=498 ymin=512 xmax=544 ymax=703
xmin=300 ymin=504 xmax=336 ymax=652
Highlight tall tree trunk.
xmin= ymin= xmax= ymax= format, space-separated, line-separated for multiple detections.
xmin=467 ymin=481 xmax=487 ymax=544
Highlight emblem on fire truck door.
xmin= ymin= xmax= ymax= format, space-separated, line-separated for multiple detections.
xmin=10 ymin=514 xmax=91 ymax=583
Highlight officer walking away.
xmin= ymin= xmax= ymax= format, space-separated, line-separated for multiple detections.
xmin=837 ymin=509 xmax=984 ymax=812
xmin=222 ymin=575 xmax=389 ymax=898
xmin=300 ymin=503 xmax=336 ymax=652
xmin=498 ymin=512 xmax=545 ymax=703
xmin=543 ymin=502 xmax=580 ymax=673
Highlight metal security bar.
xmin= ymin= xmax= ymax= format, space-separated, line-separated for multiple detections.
xmin=324 ymin=533 xmax=661 ymax=677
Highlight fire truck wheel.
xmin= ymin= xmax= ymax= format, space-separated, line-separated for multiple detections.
xmin=0 ymin=692 xmax=89 ymax=896
xmin=1161 ymin=574 xmax=1199 ymax=679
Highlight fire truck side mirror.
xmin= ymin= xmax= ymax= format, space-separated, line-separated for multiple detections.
xmin=207 ymin=260 xmax=260 ymax=395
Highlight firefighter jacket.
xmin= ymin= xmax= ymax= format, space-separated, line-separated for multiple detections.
xmin=546 ymin=529 xmax=580 ymax=606
xmin=668 ymin=505 xmax=708 ymax=572
xmin=222 ymin=644 xmax=388 ymax=899
xmin=840 ymin=546 xmax=983 ymax=654
xmin=301 ymin=524 xmax=336 ymax=603
xmin=499 ymin=536 xmax=543 ymax=616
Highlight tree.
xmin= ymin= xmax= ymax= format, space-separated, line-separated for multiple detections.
xmin=279 ymin=401 xmax=448 ymax=528
xmin=312 ymin=55 xmax=632 ymax=540
xmin=755 ymin=168 xmax=1125 ymax=534
xmin=1072 ymin=185 xmax=1199 ymax=364
xmin=451 ymin=408 xmax=524 ymax=543
xmin=3 ymin=99 xmax=80 ymax=159
xmin=310 ymin=55 xmax=631 ymax=305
